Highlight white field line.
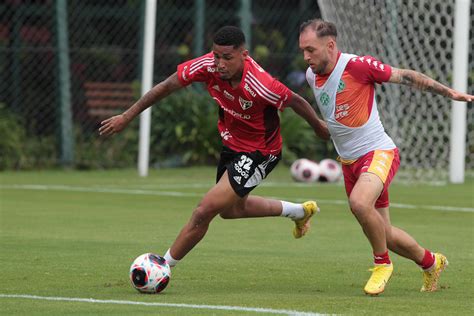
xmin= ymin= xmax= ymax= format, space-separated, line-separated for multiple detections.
xmin=1 ymin=184 xmax=473 ymax=213
xmin=0 ymin=184 xmax=202 ymax=198
xmin=71 ymin=182 xmax=338 ymax=189
xmin=0 ymin=294 xmax=325 ymax=316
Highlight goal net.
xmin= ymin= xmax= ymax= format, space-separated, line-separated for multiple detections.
xmin=317 ymin=0 xmax=473 ymax=182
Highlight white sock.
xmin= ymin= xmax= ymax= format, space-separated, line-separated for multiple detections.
xmin=280 ymin=201 xmax=305 ymax=220
xmin=163 ymin=248 xmax=179 ymax=267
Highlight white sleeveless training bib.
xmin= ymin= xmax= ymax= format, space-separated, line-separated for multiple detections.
xmin=306 ymin=53 xmax=396 ymax=160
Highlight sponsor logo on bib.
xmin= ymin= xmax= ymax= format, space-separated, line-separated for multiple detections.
xmin=337 ymin=79 xmax=345 ymax=92
xmin=319 ymin=92 xmax=330 ymax=107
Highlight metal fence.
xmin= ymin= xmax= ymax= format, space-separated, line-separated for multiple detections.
xmin=318 ymin=0 xmax=474 ymax=181
xmin=0 ymin=0 xmax=320 ymax=169
xmin=0 ymin=0 xmax=472 ymax=179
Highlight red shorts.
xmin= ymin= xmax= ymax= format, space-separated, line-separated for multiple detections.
xmin=341 ymin=148 xmax=400 ymax=208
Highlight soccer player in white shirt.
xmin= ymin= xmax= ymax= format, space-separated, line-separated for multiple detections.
xmin=299 ymin=18 xmax=473 ymax=295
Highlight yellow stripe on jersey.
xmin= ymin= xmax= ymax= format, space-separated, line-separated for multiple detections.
xmin=367 ymin=150 xmax=394 ymax=183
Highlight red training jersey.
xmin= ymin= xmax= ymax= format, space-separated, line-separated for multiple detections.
xmin=315 ymin=53 xmax=392 ymax=127
xmin=177 ymin=52 xmax=293 ymax=155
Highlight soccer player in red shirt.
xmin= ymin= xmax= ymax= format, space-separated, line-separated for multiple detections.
xmin=100 ymin=26 xmax=329 ymax=271
xmin=299 ymin=19 xmax=473 ymax=295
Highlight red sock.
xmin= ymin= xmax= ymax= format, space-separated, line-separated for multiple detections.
xmin=419 ymin=249 xmax=435 ymax=270
xmin=374 ymin=251 xmax=391 ymax=265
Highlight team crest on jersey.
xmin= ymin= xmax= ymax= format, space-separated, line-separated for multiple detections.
xmin=337 ymin=79 xmax=345 ymax=92
xmin=319 ymin=92 xmax=330 ymax=107
xmin=239 ymin=96 xmax=253 ymax=110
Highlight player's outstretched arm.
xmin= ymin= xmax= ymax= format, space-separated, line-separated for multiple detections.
xmin=99 ymin=72 xmax=183 ymax=136
xmin=389 ymin=67 xmax=473 ymax=102
xmin=286 ymin=92 xmax=330 ymax=140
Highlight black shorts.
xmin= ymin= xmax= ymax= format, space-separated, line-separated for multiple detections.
xmin=216 ymin=146 xmax=281 ymax=197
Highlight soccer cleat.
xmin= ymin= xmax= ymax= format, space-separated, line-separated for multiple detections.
xmin=293 ymin=201 xmax=319 ymax=239
xmin=421 ymin=253 xmax=448 ymax=292
xmin=364 ymin=263 xmax=393 ymax=295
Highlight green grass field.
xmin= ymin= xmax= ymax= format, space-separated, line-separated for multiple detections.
xmin=1 ymin=166 xmax=473 ymax=315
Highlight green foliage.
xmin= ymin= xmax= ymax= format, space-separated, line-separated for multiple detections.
xmin=176 ymin=44 xmax=190 ymax=57
xmin=21 ymin=135 xmax=57 ymax=169
xmin=279 ymin=108 xmax=331 ymax=164
xmin=0 ymin=91 xmax=335 ymax=170
xmin=69 ymin=79 xmax=144 ymax=170
xmin=253 ymin=28 xmax=286 ymax=53
xmin=253 ymin=44 xmax=270 ymax=62
xmin=0 ymin=104 xmax=58 ymax=170
xmin=0 ymin=103 xmax=140 ymax=170
xmin=0 ymin=104 xmax=25 ymax=169
xmin=74 ymin=122 xmax=139 ymax=170
xmin=149 ymin=88 xmax=221 ymax=166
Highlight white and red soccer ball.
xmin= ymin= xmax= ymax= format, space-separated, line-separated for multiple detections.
xmin=129 ymin=253 xmax=171 ymax=293
xmin=318 ymin=158 xmax=342 ymax=182
xmin=290 ymin=158 xmax=342 ymax=183
xmin=290 ymin=158 xmax=321 ymax=182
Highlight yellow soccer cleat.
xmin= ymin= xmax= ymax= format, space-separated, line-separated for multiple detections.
xmin=364 ymin=264 xmax=393 ymax=295
xmin=421 ymin=253 xmax=448 ymax=292
xmin=293 ymin=201 xmax=319 ymax=239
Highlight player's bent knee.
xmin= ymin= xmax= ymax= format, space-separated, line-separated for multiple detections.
xmin=219 ymin=211 xmax=235 ymax=219
xmin=348 ymin=197 xmax=372 ymax=215
xmin=191 ymin=204 xmax=218 ymax=225
xmin=219 ymin=206 xmax=240 ymax=219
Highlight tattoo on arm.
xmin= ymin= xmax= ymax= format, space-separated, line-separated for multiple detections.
xmin=391 ymin=68 xmax=452 ymax=98
xmin=123 ymin=73 xmax=182 ymax=121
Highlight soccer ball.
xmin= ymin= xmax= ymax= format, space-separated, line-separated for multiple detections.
xmin=129 ymin=253 xmax=171 ymax=294
xmin=290 ymin=158 xmax=321 ymax=183
xmin=318 ymin=158 xmax=342 ymax=182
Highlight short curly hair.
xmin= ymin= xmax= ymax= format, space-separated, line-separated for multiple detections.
xmin=213 ymin=26 xmax=246 ymax=48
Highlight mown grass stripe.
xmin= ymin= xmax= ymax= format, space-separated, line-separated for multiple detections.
xmin=1 ymin=184 xmax=472 ymax=212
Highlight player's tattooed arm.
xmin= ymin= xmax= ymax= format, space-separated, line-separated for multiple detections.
xmin=99 ymin=73 xmax=183 ymax=136
xmin=122 ymin=73 xmax=183 ymax=122
xmin=389 ymin=68 xmax=473 ymax=102
xmin=389 ymin=68 xmax=451 ymax=97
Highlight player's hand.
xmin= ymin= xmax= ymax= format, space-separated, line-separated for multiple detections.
xmin=99 ymin=114 xmax=128 ymax=136
xmin=450 ymin=90 xmax=473 ymax=102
